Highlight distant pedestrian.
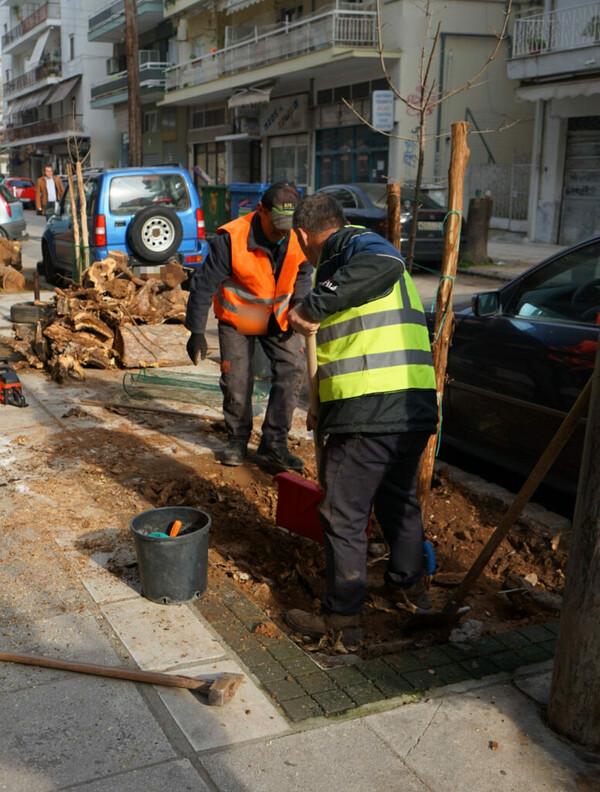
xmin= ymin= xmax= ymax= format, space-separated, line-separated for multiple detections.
xmin=285 ymin=193 xmax=438 ymax=639
xmin=185 ymin=183 xmax=312 ymax=469
xmin=35 ymin=165 xmax=64 ymax=215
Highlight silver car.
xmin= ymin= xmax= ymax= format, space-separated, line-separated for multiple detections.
xmin=0 ymin=183 xmax=26 ymax=240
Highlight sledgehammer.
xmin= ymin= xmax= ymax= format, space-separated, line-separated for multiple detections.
xmin=0 ymin=650 xmax=244 ymax=706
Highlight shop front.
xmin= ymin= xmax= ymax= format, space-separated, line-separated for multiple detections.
xmin=261 ymin=94 xmax=310 ymax=190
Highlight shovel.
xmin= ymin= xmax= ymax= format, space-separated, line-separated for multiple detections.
xmin=273 ymin=334 xmax=325 ymax=542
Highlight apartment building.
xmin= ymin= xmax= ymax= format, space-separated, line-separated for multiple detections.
xmin=87 ymin=0 xmax=188 ymax=167
xmin=0 ymin=0 xmax=116 ymax=178
xmin=160 ymin=0 xmax=534 ymax=201
xmin=507 ymin=0 xmax=600 ymax=244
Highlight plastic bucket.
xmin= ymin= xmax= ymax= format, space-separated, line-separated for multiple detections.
xmin=130 ymin=506 xmax=210 ymax=604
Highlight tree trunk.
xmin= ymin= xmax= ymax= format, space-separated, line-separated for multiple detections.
xmin=417 ymin=121 xmax=470 ymax=516
xmin=464 ymin=196 xmax=493 ymax=264
xmin=386 ymin=183 xmax=401 ymax=252
xmin=547 ymin=341 xmax=600 ymax=750
xmin=115 ymin=324 xmax=191 ymax=368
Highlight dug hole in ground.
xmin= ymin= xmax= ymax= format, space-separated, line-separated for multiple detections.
xmin=0 ymin=361 xmax=569 ymax=663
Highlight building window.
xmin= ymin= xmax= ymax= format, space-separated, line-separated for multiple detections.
xmin=269 ymin=139 xmax=308 ymax=188
xmin=279 ymin=4 xmax=303 ymax=23
xmin=162 ymin=108 xmax=177 ymax=134
xmin=315 ymin=126 xmax=389 ymax=187
xmin=193 ymin=141 xmax=226 ymax=186
xmin=191 ymin=106 xmax=226 ymax=129
xmin=143 ymin=111 xmax=158 ymax=133
xmin=69 ymin=34 xmax=74 ymax=61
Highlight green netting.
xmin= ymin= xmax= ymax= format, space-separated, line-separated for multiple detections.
xmin=122 ymin=368 xmax=270 ymax=410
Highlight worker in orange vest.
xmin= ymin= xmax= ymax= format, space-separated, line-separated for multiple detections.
xmin=185 ymin=183 xmax=312 ymax=468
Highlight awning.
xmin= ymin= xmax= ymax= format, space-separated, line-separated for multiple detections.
xmin=223 ymin=0 xmax=264 ymax=14
xmin=214 ymin=132 xmax=260 ymax=141
xmin=227 ymin=87 xmax=272 ymax=109
xmin=516 ymin=79 xmax=600 ymax=102
xmin=45 ymin=76 xmax=80 ymax=105
xmin=25 ymin=29 xmax=51 ymax=69
xmin=9 ymin=87 xmax=53 ymax=115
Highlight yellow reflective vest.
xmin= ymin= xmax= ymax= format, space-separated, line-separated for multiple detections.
xmin=316 ymin=276 xmax=436 ymax=403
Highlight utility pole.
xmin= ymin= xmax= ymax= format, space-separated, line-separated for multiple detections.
xmin=547 ymin=341 xmax=600 ymax=750
xmin=124 ymin=0 xmax=142 ymax=167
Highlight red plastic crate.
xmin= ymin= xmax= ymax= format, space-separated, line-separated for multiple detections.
xmin=273 ymin=472 xmax=324 ymax=543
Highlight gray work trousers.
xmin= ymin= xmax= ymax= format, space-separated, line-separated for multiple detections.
xmin=218 ymin=321 xmax=304 ymax=445
xmin=319 ymin=431 xmax=430 ymax=615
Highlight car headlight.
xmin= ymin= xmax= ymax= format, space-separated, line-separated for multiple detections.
xmin=400 ymin=212 xmax=410 ymax=225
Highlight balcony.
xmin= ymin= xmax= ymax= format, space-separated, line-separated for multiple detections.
xmin=509 ymin=1 xmax=600 ymax=81
xmin=164 ymin=4 xmax=378 ymax=99
xmin=89 ymin=0 xmax=164 ymax=42
xmin=162 ymin=0 xmax=212 ymax=16
xmin=4 ymin=62 xmax=62 ymax=98
xmin=1 ymin=2 xmax=61 ymax=53
xmin=5 ymin=114 xmax=83 ymax=144
xmin=91 ymin=59 xmax=169 ymax=107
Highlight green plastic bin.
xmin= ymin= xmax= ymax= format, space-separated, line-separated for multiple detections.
xmin=200 ymin=185 xmax=231 ymax=233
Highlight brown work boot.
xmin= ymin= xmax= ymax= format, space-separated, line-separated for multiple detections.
xmin=394 ymin=577 xmax=433 ymax=614
xmin=285 ymin=608 xmax=363 ymax=640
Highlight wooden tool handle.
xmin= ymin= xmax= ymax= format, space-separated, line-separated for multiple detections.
xmin=305 ymin=334 xmax=321 ymax=469
xmin=0 ymin=650 xmax=211 ymax=692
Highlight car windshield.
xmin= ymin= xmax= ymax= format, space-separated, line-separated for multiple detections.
xmin=109 ymin=173 xmax=190 ymax=216
xmin=8 ymin=179 xmax=33 ymax=188
xmin=356 ymin=182 xmax=444 ymax=210
xmin=0 ymin=184 xmax=19 ymax=203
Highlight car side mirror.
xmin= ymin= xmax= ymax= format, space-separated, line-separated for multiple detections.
xmin=44 ymin=201 xmax=59 ymax=218
xmin=472 ymin=291 xmax=500 ymax=316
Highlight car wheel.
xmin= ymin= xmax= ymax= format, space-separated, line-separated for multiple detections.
xmin=0 ymin=227 xmax=8 ymax=239
xmin=42 ymin=243 xmax=59 ymax=285
xmin=10 ymin=301 xmax=47 ymax=324
xmin=127 ymin=206 xmax=183 ymax=263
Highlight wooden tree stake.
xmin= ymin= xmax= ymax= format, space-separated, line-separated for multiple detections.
xmin=417 ymin=121 xmax=470 ymax=516
xmin=386 ymin=183 xmax=401 ymax=252
xmin=66 ymin=164 xmax=81 ymax=282
xmin=76 ymin=161 xmax=90 ymax=277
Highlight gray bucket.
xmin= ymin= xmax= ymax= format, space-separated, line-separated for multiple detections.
xmin=130 ymin=506 xmax=210 ymax=604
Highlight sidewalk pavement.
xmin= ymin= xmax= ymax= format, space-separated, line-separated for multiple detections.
xmin=466 ymin=234 xmax=565 ymax=283
xmin=1 ymin=362 xmax=597 ymax=791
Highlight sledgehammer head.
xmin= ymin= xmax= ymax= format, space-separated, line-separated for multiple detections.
xmin=204 ymin=672 xmax=245 ymax=706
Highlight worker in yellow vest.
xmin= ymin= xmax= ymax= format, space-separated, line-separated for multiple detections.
xmin=185 ymin=183 xmax=312 ymax=468
xmin=285 ymin=193 xmax=438 ymax=640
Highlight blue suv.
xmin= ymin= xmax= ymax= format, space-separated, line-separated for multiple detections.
xmin=41 ymin=166 xmax=210 ymax=283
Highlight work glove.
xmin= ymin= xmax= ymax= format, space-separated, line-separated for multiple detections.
xmin=187 ymin=332 xmax=207 ymax=365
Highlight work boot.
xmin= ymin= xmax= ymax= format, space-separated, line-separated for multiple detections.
xmin=221 ymin=438 xmax=247 ymax=467
xmin=285 ymin=608 xmax=363 ymax=641
xmin=393 ymin=577 xmax=433 ymax=614
xmin=256 ymin=439 xmax=304 ymax=471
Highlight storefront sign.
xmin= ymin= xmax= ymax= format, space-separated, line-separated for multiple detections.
xmin=260 ymin=94 xmax=308 ymax=136
xmin=372 ymin=90 xmax=394 ymax=132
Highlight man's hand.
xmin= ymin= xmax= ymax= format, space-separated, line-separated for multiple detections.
xmin=186 ymin=332 xmax=207 ymax=364
xmin=289 ymin=305 xmax=320 ymax=336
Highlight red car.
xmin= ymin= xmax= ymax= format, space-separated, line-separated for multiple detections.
xmin=4 ymin=177 xmax=36 ymax=208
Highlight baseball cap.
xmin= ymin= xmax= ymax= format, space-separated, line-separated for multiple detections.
xmin=261 ymin=183 xmax=301 ymax=230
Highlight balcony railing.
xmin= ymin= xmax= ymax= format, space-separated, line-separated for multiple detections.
xmin=4 ymin=61 xmax=62 ymax=96
xmin=1 ymin=2 xmax=61 ymax=49
xmin=512 ymin=1 xmax=600 ymax=57
xmin=165 ymin=5 xmax=377 ymax=93
xmin=89 ymin=0 xmax=161 ymax=34
xmin=91 ymin=61 xmax=169 ymax=101
xmin=5 ymin=114 xmax=83 ymax=142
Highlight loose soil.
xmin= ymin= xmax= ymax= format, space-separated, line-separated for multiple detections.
xmin=17 ymin=391 xmax=567 ymax=659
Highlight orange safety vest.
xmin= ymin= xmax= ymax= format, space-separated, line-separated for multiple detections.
xmin=213 ymin=212 xmax=305 ymax=334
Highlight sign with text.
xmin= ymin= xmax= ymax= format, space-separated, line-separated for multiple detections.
xmin=372 ymin=90 xmax=394 ymax=132
xmin=260 ymin=94 xmax=309 ymax=135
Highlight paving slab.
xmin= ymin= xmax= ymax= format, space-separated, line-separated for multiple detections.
xmin=0 ymin=674 xmax=175 ymax=791
xmin=513 ymin=669 xmax=553 ymax=706
xmin=366 ymin=683 xmax=585 ymax=792
xmin=155 ymin=658 xmax=288 ymax=752
xmin=201 ymin=720 xmax=429 ymax=792
xmin=63 ymin=547 xmax=141 ymax=604
xmin=100 ymin=598 xmax=226 ymax=671
xmin=66 ymin=759 xmax=210 ymax=792
xmin=0 ymin=609 xmax=121 ymax=693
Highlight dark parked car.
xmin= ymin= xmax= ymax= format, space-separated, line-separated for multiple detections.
xmin=431 ymin=235 xmax=600 ymax=494
xmin=314 ymin=182 xmax=465 ymax=266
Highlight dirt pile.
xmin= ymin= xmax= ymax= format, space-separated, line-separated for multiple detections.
xmin=9 ymin=253 xmax=190 ymax=380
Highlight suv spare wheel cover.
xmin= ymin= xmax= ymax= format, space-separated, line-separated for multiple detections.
xmin=127 ymin=206 xmax=183 ymax=262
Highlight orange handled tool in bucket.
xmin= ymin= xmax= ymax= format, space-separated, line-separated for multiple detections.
xmin=169 ymin=520 xmax=182 ymax=537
